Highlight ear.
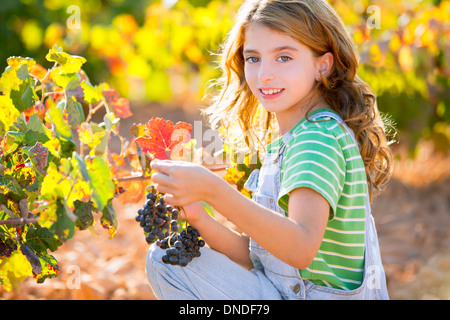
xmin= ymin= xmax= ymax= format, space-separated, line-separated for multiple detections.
xmin=316 ymin=52 xmax=334 ymax=79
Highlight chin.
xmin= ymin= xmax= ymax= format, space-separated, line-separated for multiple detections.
xmin=259 ymin=103 xmax=288 ymax=114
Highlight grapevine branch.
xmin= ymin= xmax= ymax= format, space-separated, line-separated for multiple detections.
xmin=38 ymin=61 xmax=58 ymax=107
xmin=85 ymin=100 xmax=106 ymax=123
xmin=115 ymin=165 xmax=229 ymax=182
xmin=0 ymin=218 xmax=38 ymax=226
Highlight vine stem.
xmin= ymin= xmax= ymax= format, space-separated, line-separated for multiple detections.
xmin=180 ymin=206 xmax=188 ymax=221
xmin=0 ymin=217 xmax=38 ymax=226
xmin=85 ymin=100 xmax=105 ymax=123
xmin=38 ymin=61 xmax=58 ymax=107
xmin=115 ymin=165 xmax=229 ymax=182
xmin=116 ymin=174 xmax=152 ymax=182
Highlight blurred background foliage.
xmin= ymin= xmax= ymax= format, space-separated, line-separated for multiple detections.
xmin=0 ymin=0 xmax=449 ymax=155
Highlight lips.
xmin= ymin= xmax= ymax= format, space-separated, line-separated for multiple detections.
xmin=259 ymin=88 xmax=284 ymax=99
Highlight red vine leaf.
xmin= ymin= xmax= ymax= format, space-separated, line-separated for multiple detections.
xmin=134 ymin=117 xmax=192 ymax=160
xmin=29 ymin=63 xmax=48 ymax=81
xmin=101 ymin=88 xmax=132 ymax=119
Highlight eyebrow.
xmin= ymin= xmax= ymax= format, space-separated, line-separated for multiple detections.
xmin=243 ymin=46 xmax=299 ymax=54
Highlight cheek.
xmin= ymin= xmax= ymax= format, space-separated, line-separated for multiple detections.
xmin=244 ymin=65 xmax=258 ymax=91
xmin=286 ymin=67 xmax=315 ymax=90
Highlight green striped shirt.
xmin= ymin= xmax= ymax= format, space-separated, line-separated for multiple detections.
xmin=268 ymin=108 xmax=366 ymax=290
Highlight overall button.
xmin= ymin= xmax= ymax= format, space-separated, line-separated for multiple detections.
xmin=291 ymin=283 xmax=300 ymax=294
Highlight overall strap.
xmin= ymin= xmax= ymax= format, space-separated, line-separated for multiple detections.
xmin=310 ymin=111 xmax=357 ymax=144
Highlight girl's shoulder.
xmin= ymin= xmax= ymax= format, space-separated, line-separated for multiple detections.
xmin=289 ymin=114 xmax=351 ymax=148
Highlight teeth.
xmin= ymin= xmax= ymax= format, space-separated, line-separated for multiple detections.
xmin=261 ymin=89 xmax=282 ymax=95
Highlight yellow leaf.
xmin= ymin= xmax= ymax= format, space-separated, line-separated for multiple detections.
xmin=0 ymin=250 xmax=33 ymax=291
xmin=398 ymin=45 xmax=413 ymax=71
xmin=112 ymin=14 xmax=138 ymax=36
xmin=43 ymin=136 xmax=61 ymax=158
xmin=0 ymin=95 xmax=20 ymax=132
xmin=44 ymin=23 xmax=64 ymax=48
xmin=369 ymin=43 xmax=382 ymax=62
xmin=353 ymin=29 xmax=364 ymax=46
xmin=389 ymin=35 xmax=402 ymax=52
xmin=40 ymin=162 xmax=71 ymax=200
xmin=67 ymin=180 xmax=91 ymax=209
xmin=21 ymin=20 xmax=43 ymax=51
xmin=185 ymin=42 xmax=204 ymax=64
xmin=77 ymin=122 xmax=106 ymax=149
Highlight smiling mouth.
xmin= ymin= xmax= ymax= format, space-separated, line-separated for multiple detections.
xmin=259 ymin=89 xmax=284 ymax=95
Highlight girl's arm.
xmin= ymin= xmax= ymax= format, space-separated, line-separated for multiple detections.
xmin=151 ymin=160 xmax=329 ymax=269
xmin=206 ymin=176 xmax=329 ymax=269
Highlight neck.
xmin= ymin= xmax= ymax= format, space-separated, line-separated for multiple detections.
xmin=276 ymin=100 xmax=329 ymax=135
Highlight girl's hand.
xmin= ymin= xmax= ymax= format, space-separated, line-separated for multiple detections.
xmin=150 ymin=159 xmax=216 ymax=208
xmin=180 ymin=201 xmax=209 ymax=226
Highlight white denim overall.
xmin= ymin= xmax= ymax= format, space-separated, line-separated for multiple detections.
xmin=244 ymin=111 xmax=389 ymax=300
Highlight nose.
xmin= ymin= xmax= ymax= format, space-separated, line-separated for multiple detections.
xmin=258 ymin=60 xmax=275 ymax=83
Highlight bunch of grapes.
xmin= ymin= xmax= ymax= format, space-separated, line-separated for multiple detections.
xmin=135 ymin=185 xmax=205 ymax=267
xmin=158 ymin=226 xmax=205 ymax=267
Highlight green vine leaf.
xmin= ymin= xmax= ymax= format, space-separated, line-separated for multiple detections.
xmin=1 ymin=44 xmax=133 ymax=291
xmin=85 ymin=156 xmax=115 ymax=211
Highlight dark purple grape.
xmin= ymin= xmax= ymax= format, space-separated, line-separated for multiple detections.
xmin=136 ymin=185 xmax=205 ymax=267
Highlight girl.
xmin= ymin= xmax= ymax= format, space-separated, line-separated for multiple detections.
xmin=146 ymin=0 xmax=393 ymax=300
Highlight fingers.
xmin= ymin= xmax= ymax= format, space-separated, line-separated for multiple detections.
xmin=151 ymin=174 xmax=177 ymax=205
xmin=162 ymin=193 xmax=179 ymax=206
xmin=150 ymin=171 xmax=171 ymax=185
xmin=150 ymin=159 xmax=199 ymax=207
xmin=150 ymin=159 xmax=173 ymax=174
xmin=151 ymin=159 xmax=174 ymax=189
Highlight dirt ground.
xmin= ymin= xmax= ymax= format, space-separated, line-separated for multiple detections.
xmin=1 ymin=104 xmax=449 ymax=300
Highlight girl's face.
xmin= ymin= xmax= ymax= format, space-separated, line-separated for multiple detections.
xmin=243 ymin=23 xmax=323 ymax=131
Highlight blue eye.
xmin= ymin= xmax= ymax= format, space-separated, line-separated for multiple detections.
xmin=278 ymin=56 xmax=291 ymax=62
xmin=245 ymin=56 xmax=259 ymax=63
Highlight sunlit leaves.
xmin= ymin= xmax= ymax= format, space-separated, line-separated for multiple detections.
xmin=6 ymin=57 xmax=36 ymax=72
xmin=100 ymin=199 xmax=117 ymax=239
xmin=20 ymin=243 xmax=42 ymax=275
xmin=77 ymin=122 xmax=106 ymax=149
xmin=0 ymin=250 xmax=33 ymax=291
xmin=73 ymin=200 xmax=94 ymax=231
xmin=81 ymin=80 xmax=102 ymax=104
xmin=40 ymin=162 xmax=70 ymax=203
xmin=50 ymin=71 xmax=80 ymax=90
xmin=24 ymin=223 xmax=62 ymax=253
xmin=0 ymin=67 xmax=23 ymax=93
xmin=0 ymin=95 xmax=20 ymax=135
xmin=38 ymin=157 xmax=96 ymax=242
xmin=28 ymin=142 xmax=48 ymax=172
xmin=0 ymin=45 xmax=132 ymax=291
xmin=134 ymin=117 xmax=192 ymax=160
xmin=102 ymin=88 xmax=132 ymax=119
xmin=65 ymin=96 xmax=85 ymax=127
xmin=398 ymin=45 xmax=414 ymax=72
xmin=3 ymin=164 xmax=35 ymax=189
xmin=29 ymin=64 xmax=48 ymax=81
xmin=46 ymin=101 xmax=73 ymax=143
xmin=222 ymin=152 xmax=261 ymax=199
xmin=32 ymin=251 xmax=59 ymax=284
xmin=20 ymin=20 xmax=43 ymax=51
xmin=45 ymin=45 xmax=86 ymax=74
xmin=9 ymin=78 xmax=39 ymax=113
xmin=85 ymin=156 xmax=115 ymax=212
